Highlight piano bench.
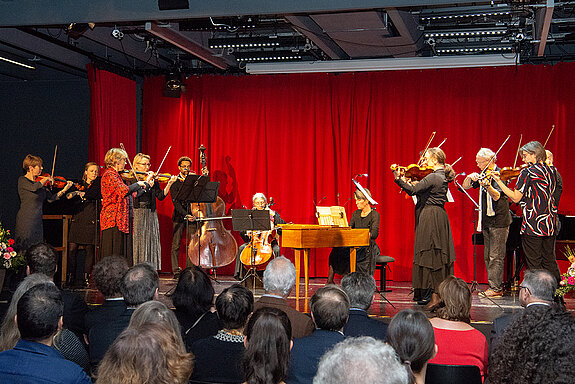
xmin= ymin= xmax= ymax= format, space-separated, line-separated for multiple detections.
xmin=375 ymin=256 xmax=395 ymax=293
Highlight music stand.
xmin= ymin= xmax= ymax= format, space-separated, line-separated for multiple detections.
xmin=232 ymin=209 xmax=271 ymax=291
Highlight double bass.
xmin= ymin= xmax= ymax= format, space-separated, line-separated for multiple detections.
xmin=187 ymin=146 xmax=238 ymax=269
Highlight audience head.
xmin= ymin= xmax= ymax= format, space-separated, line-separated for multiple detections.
xmin=17 ymin=283 xmax=63 ymax=342
xmin=341 ymin=272 xmax=376 ymax=310
xmin=263 ymin=256 xmax=296 ymax=297
xmin=96 ymin=323 xmax=194 ymax=384
xmin=310 ymin=285 xmax=349 ymax=331
xmin=121 ymin=263 xmax=159 ymax=307
xmin=314 ymin=336 xmax=409 ymax=384
xmin=171 ymin=265 xmax=215 ymax=319
xmin=436 ymin=275 xmax=472 ymax=323
xmin=387 ymin=309 xmax=436 ymax=384
xmin=519 ymin=269 xmax=557 ymax=306
xmin=129 ymin=300 xmax=185 ymax=349
xmin=520 ymin=141 xmax=546 ymax=163
xmin=25 ymin=242 xmax=57 ymax=278
xmin=0 ymin=274 xmax=52 ymax=351
xmin=243 ymin=307 xmax=292 ymax=384
xmin=93 ymin=256 xmax=129 ymax=299
xmin=215 ymin=284 xmax=254 ymax=331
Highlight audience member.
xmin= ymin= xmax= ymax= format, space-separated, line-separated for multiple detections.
xmin=243 ymin=307 xmax=293 ymax=384
xmin=88 ymin=262 xmax=158 ymax=369
xmin=428 ymin=276 xmax=488 ymax=379
xmin=190 ymin=284 xmax=254 ymax=383
xmin=313 ymin=336 xmax=408 ymax=384
xmin=287 ymin=285 xmax=349 ymax=384
xmin=387 ymin=309 xmax=437 ymax=384
xmin=96 ymin=322 xmax=194 ymax=384
xmin=171 ymin=265 xmax=222 ymax=348
xmin=255 ymin=256 xmax=314 ymax=338
xmin=486 ymin=304 xmax=575 ymax=384
xmin=25 ymin=242 xmax=89 ymax=338
xmin=129 ymin=300 xmax=185 ymax=347
xmin=0 ymin=283 xmax=91 ymax=383
xmin=340 ymin=272 xmax=387 ymax=339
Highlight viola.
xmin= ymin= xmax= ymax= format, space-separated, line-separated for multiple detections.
xmin=390 ymin=164 xmax=434 ymax=181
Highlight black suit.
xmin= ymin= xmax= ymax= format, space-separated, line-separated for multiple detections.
xmin=61 ymin=289 xmax=89 ymax=339
xmin=490 ymin=302 xmax=551 ymax=349
xmin=343 ymin=309 xmax=387 ymax=340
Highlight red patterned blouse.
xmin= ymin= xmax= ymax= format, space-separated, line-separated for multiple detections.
xmin=100 ymin=168 xmax=130 ymax=233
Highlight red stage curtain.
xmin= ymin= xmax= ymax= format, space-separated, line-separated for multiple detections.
xmin=87 ymin=64 xmax=137 ymax=164
xmin=142 ymin=63 xmax=575 ymax=282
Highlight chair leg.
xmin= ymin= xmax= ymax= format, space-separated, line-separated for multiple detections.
xmin=381 ymin=263 xmax=392 ymax=293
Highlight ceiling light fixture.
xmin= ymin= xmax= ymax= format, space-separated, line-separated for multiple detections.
xmin=0 ymin=55 xmax=35 ymax=70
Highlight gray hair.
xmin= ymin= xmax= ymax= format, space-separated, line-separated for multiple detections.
xmin=476 ymin=148 xmax=496 ymax=161
xmin=129 ymin=301 xmax=185 ymax=349
xmin=341 ymin=272 xmax=376 ymax=310
xmin=263 ymin=256 xmax=296 ymax=297
xmin=522 ymin=269 xmax=557 ymax=301
xmin=314 ymin=337 xmax=409 ymax=384
xmin=121 ymin=263 xmax=159 ymax=307
xmin=252 ymin=193 xmax=267 ymax=204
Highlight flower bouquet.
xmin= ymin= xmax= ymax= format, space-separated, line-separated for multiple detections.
xmin=556 ymin=245 xmax=575 ymax=297
xmin=0 ymin=223 xmax=25 ymax=272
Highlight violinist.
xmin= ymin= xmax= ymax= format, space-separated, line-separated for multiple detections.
xmin=233 ymin=193 xmax=286 ymax=280
xmin=100 ymin=148 xmax=153 ymax=262
xmin=392 ymin=147 xmax=455 ymax=309
xmin=326 ymin=188 xmax=380 ymax=284
xmin=15 ymin=154 xmax=73 ymax=251
xmin=492 ymin=141 xmax=560 ymax=282
xmin=65 ymin=162 xmax=102 ymax=286
xmin=130 ymin=153 xmax=178 ymax=270
xmin=462 ymin=148 xmax=512 ymax=298
xmin=545 ymin=150 xmax=562 ymax=210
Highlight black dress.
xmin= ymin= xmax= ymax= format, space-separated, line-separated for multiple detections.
xmin=329 ymin=209 xmax=380 ymax=276
xmin=68 ymin=178 xmax=101 ymax=245
xmin=395 ymin=169 xmax=455 ymax=292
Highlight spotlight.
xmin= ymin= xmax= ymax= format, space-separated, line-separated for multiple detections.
xmin=515 ymin=32 xmax=525 ymax=41
xmin=112 ymin=28 xmax=124 ymax=40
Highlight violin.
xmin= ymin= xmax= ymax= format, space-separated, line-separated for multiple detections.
xmin=390 ymin=164 xmax=434 ymax=181
xmin=496 ymin=164 xmax=528 ymax=181
xmin=36 ymin=174 xmax=80 ymax=190
xmin=119 ymin=169 xmax=180 ymax=183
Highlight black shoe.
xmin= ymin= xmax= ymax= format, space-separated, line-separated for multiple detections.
xmin=417 ymin=289 xmax=432 ymax=305
xmin=413 ymin=288 xmax=422 ymax=302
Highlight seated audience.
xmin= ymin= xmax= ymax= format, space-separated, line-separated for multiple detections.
xmin=387 ymin=309 xmax=437 ymax=384
xmin=255 ymin=256 xmax=314 ymax=339
xmin=428 ymin=276 xmax=488 ymax=379
xmin=190 ymin=284 xmax=254 ymax=384
xmin=25 ymin=242 xmax=89 ymax=338
xmin=0 ymin=283 xmax=92 ymax=383
xmin=313 ymin=336 xmax=408 ymax=384
xmin=96 ymin=322 xmax=193 ymax=384
xmin=171 ymin=265 xmax=222 ymax=348
xmin=243 ymin=307 xmax=293 ymax=384
xmin=129 ymin=300 xmax=185 ymax=347
xmin=287 ymin=285 xmax=349 ymax=384
xmin=88 ymin=262 xmax=158 ymax=368
xmin=341 ymin=272 xmax=387 ymax=340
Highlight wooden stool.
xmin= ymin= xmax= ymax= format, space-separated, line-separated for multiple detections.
xmin=375 ymin=255 xmax=394 ymax=292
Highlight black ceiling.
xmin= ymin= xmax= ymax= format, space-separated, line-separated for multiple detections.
xmin=0 ymin=0 xmax=573 ymax=82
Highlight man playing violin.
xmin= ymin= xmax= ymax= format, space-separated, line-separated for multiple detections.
xmin=463 ymin=148 xmax=512 ymax=298
xmin=492 ymin=141 xmax=561 ymax=282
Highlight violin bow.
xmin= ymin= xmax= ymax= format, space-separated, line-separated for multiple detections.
xmin=154 ymin=146 xmax=172 ymax=176
xmin=481 ymin=134 xmax=511 ymax=174
xmin=451 ymin=156 xmax=462 ymax=167
xmin=119 ymin=143 xmax=138 ymax=178
xmin=352 ymin=179 xmax=378 ymax=206
xmin=417 ymin=131 xmax=436 ymax=166
xmin=512 ymin=134 xmax=522 ymax=169
xmin=437 ymin=138 xmax=447 ymax=148
xmin=543 ymin=124 xmax=555 ymax=147
xmin=50 ymin=145 xmax=58 ymax=182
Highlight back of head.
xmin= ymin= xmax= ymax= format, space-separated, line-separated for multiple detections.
xmin=96 ymin=323 xmax=194 ymax=384
xmin=522 ymin=269 xmax=557 ymax=302
xmin=93 ymin=256 xmax=129 ymax=298
xmin=121 ymin=263 xmax=159 ymax=307
xmin=129 ymin=301 xmax=183 ymax=346
xmin=243 ymin=307 xmax=292 ymax=384
xmin=17 ymin=282 xmax=63 ymax=342
xmin=314 ymin=336 xmax=408 ymax=384
xmin=436 ymin=276 xmax=471 ymax=323
xmin=25 ymin=242 xmax=57 ymax=277
xmin=387 ymin=309 xmax=435 ymax=378
xmin=341 ymin=272 xmax=376 ymax=310
xmin=171 ymin=265 xmax=215 ymax=318
xmin=215 ymin=284 xmax=254 ymax=330
xmin=310 ymin=285 xmax=349 ymax=331
xmin=263 ymin=256 xmax=296 ymax=297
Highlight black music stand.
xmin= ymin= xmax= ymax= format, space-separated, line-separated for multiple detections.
xmin=232 ymin=209 xmax=271 ymax=292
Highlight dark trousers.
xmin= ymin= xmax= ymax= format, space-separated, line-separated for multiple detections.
xmin=521 ymin=234 xmax=561 ymax=281
xmin=100 ymin=227 xmax=132 ymax=266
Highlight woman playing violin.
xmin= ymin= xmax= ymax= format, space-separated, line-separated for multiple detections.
xmin=492 ymin=141 xmax=560 ymax=282
xmin=392 ymin=147 xmax=455 ymax=309
xmin=15 ymin=154 xmax=73 ymax=251
xmin=100 ymin=148 xmax=154 ymax=262
xmin=129 ymin=153 xmax=178 ymax=270
xmin=66 ymin=162 xmax=102 ymax=286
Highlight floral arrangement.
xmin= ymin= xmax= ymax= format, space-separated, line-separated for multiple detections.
xmin=556 ymin=245 xmax=575 ymax=297
xmin=0 ymin=223 xmax=25 ymax=272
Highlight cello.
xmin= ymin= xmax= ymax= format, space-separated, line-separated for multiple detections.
xmin=187 ymin=145 xmax=238 ymax=269
xmin=239 ymin=198 xmax=279 ymax=270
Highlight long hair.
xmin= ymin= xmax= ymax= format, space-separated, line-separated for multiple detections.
xmin=436 ymin=276 xmax=471 ymax=323
xmin=171 ymin=265 xmax=215 ymax=321
xmin=242 ymin=307 xmax=292 ymax=384
xmin=96 ymin=323 xmax=194 ymax=384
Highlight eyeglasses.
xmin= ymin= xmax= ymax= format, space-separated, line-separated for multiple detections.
xmin=138 ymin=162 xmax=151 ymax=167
xmin=519 ymin=285 xmax=531 ymax=294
